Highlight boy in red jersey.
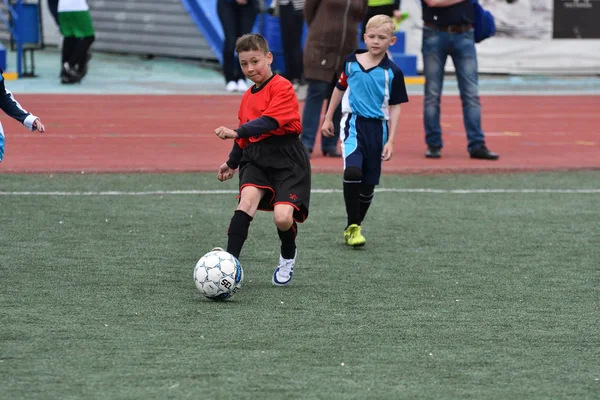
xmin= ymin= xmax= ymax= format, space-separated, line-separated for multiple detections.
xmin=214 ymin=33 xmax=311 ymax=286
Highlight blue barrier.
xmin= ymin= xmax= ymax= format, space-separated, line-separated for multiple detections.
xmin=180 ymin=0 xmax=224 ymax=64
xmin=0 ymin=0 xmax=42 ymax=77
xmin=391 ymin=54 xmax=417 ymax=76
xmin=0 ymin=42 xmax=6 ymax=71
xmin=180 ymin=1 xmax=416 ymax=76
xmin=389 ymin=31 xmax=406 ymax=54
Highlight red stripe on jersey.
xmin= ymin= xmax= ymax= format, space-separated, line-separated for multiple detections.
xmin=337 ymin=71 xmax=348 ymax=89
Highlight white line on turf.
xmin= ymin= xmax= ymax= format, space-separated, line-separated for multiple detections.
xmin=0 ymin=188 xmax=598 ymax=196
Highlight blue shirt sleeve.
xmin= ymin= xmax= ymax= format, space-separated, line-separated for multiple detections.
xmin=389 ymin=65 xmax=409 ymax=105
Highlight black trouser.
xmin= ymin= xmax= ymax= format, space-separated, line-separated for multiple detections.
xmin=278 ymin=3 xmax=304 ymax=82
xmin=62 ymin=36 xmax=94 ymax=71
xmin=217 ymin=0 xmax=257 ymax=83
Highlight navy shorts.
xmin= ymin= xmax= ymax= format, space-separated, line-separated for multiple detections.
xmin=341 ymin=113 xmax=388 ymax=185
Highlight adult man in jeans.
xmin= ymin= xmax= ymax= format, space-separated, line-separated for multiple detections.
xmin=421 ymin=0 xmax=499 ymax=160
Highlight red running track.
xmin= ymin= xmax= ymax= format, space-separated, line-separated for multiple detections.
xmin=0 ymin=94 xmax=598 ymax=174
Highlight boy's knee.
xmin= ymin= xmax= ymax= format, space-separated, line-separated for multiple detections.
xmin=273 ymin=208 xmax=293 ymax=231
xmin=344 ymin=167 xmax=362 ymax=182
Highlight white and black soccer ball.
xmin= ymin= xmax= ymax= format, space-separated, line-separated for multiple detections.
xmin=194 ymin=250 xmax=243 ymax=301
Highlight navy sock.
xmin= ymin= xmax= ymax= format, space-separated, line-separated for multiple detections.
xmin=277 ymin=221 xmax=297 ymax=259
xmin=344 ymin=182 xmax=361 ymax=227
xmin=359 ymin=184 xmax=375 ymax=224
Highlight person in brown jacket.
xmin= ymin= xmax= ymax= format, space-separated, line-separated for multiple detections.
xmin=300 ymin=0 xmax=368 ymax=157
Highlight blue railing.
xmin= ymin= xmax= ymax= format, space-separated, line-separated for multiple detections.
xmin=0 ymin=0 xmax=25 ymax=76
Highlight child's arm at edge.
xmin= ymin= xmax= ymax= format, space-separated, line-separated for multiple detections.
xmin=0 ymin=77 xmax=44 ymax=132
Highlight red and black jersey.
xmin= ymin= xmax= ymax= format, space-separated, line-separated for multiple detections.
xmin=235 ymin=74 xmax=302 ymax=149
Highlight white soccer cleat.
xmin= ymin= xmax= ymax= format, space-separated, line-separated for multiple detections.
xmin=236 ymin=79 xmax=249 ymax=92
xmin=272 ymin=250 xmax=296 ymax=286
xmin=225 ymin=81 xmax=237 ymax=92
xmin=211 ymin=247 xmax=224 ymax=252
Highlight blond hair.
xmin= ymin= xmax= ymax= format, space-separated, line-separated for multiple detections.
xmin=365 ymin=14 xmax=396 ymax=36
xmin=235 ymin=33 xmax=270 ymax=54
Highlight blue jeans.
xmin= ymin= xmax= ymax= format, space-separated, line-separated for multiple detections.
xmin=301 ymin=79 xmax=342 ymax=154
xmin=421 ymin=26 xmax=485 ymax=152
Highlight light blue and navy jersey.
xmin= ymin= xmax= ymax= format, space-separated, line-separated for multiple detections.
xmin=336 ymin=50 xmax=409 ymax=120
xmin=0 ymin=71 xmax=38 ymax=162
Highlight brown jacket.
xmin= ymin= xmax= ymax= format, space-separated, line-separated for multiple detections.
xmin=303 ymin=0 xmax=368 ymax=83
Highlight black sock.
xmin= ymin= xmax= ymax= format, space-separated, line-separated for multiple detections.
xmin=344 ymin=181 xmax=361 ymax=227
xmin=359 ymin=184 xmax=375 ymax=224
xmin=226 ymin=210 xmax=252 ymax=259
xmin=277 ymin=221 xmax=297 ymax=259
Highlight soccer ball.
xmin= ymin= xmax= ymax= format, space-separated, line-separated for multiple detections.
xmin=194 ymin=250 xmax=243 ymax=301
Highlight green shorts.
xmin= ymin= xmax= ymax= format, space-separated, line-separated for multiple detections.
xmin=59 ymin=11 xmax=95 ymax=38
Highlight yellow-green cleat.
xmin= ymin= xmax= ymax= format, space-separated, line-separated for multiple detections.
xmin=344 ymin=224 xmax=366 ymax=247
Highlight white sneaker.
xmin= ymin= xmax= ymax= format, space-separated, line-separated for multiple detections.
xmin=225 ymin=81 xmax=237 ymax=92
xmin=236 ymin=79 xmax=248 ymax=92
xmin=272 ymin=250 xmax=296 ymax=286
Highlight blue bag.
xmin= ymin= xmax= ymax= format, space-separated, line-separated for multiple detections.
xmin=473 ymin=0 xmax=496 ymax=43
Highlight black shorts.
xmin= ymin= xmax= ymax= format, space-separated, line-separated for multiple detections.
xmin=238 ymin=134 xmax=311 ymax=223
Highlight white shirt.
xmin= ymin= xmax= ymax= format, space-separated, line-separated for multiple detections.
xmin=58 ymin=0 xmax=89 ymax=12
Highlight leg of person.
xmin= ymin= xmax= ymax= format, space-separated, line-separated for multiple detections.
xmin=322 ymin=78 xmax=343 ymax=156
xmin=451 ymin=30 xmax=499 ymax=160
xmin=268 ymin=135 xmax=311 ymax=284
xmin=278 ymin=3 xmax=296 ymax=82
xmin=290 ymin=8 xmax=305 ymax=84
xmin=70 ymin=35 xmax=94 ymax=78
xmin=358 ymin=184 xmax=375 ymax=224
xmin=422 ymin=26 xmax=449 ymax=158
xmin=217 ymin=0 xmax=240 ymax=91
xmin=235 ymin=3 xmax=257 ymax=90
xmin=61 ymin=10 xmax=94 ymax=82
xmin=272 ymin=204 xmax=297 ymax=286
xmin=61 ymin=36 xmax=79 ymax=82
xmin=341 ymin=114 xmax=366 ymax=247
xmin=226 ymin=186 xmax=264 ymax=259
xmin=358 ymin=119 xmax=386 ymax=227
xmin=300 ymin=79 xmax=330 ymax=154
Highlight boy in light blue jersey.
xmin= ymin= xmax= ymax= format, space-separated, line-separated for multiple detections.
xmin=321 ymin=14 xmax=408 ymax=247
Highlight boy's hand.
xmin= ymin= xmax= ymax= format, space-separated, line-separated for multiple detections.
xmin=382 ymin=142 xmax=394 ymax=161
xmin=217 ymin=163 xmax=235 ymax=182
xmin=214 ymin=126 xmax=238 ymax=140
xmin=32 ymin=118 xmax=45 ymax=133
xmin=321 ymin=120 xmax=335 ymax=137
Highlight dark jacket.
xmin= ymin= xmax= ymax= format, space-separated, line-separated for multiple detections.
xmin=303 ymin=0 xmax=368 ymax=82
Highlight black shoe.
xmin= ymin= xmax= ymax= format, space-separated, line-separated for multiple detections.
xmin=470 ymin=146 xmax=499 ymax=160
xmin=425 ymin=146 xmax=441 ymax=159
xmin=78 ymin=52 xmax=92 ymax=79
xmin=61 ymin=62 xmax=81 ymax=84
xmin=323 ymin=149 xmax=343 ymax=158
